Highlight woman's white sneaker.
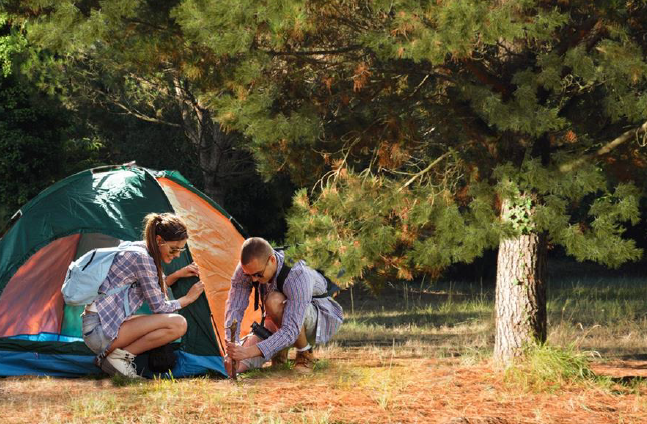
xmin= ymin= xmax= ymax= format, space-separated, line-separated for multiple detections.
xmin=100 ymin=348 xmax=141 ymax=379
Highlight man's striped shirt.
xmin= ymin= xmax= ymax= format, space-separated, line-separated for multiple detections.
xmin=224 ymin=250 xmax=344 ymax=360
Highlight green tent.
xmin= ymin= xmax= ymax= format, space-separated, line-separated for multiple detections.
xmin=0 ymin=165 xmax=258 ymax=377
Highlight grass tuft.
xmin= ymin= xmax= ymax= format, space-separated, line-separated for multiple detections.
xmin=504 ymin=343 xmax=608 ymax=392
xmin=110 ymin=374 xmax=145 ymax=387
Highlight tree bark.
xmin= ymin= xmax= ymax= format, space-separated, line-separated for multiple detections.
xmin=494 ymin=198 xmax=547 ymax=366
xmin=172 ymin=76 xmax=236 ymax=205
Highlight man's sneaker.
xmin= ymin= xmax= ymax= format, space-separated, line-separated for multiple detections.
xmin=99 ymin=348 xmax=141 ymax=379
xmin=294 ymin=348 xmax=315 ymax=374
xmin=271 ymin=348 xmax=289 ymax=367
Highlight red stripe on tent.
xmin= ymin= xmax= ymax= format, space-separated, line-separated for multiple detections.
xmin=0 ymin=234 xmax=80 ymax=337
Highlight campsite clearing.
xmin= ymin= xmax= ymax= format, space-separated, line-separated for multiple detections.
xmin=3 ymin=274 xmax=647 ymax=423
xmin=2 ymin=349 xmax=646 ymax=424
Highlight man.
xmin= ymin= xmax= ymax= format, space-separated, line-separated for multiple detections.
xmin=224 ymin=237 xmax=343 ymax=374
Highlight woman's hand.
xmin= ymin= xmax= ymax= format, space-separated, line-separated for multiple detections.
xmin=187 ymin=281 xmax=205 ymax=301
xmin=167 ymin=262 xmax=200 ymax=286
xmin=178 ymin=262 xmax=200 ymax=279
xmin=179 ymin=281 xmax=205 ymax=307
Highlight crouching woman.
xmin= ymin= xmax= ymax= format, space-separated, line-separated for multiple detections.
xmin=82 ymin=212 xmax=204 ymax=378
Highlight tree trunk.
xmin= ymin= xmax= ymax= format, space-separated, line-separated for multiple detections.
xmin=194 ymin=106 xmax=229 ymax=205
xmin=494 ymin=199 xmax=547 ymax=365
xmin=172 ymin=76 xmax=235 ymax=205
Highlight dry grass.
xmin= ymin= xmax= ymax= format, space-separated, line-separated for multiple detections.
xmin=3 ymin=270 xmax=647 ymax=423
xmin=3 ymin=349 xmax=646 ymax=423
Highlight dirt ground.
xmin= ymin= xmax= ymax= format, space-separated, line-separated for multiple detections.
xmin=244 ymin=353 xmax=647 ymax=424
xmin=2 ymin=348 xmax=647 ymax=424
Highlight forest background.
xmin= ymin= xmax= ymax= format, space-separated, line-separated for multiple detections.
xmin=3 ymin=2 xmax=647 ymax=422
xmin=2 ymin=0 xmax=647 ymax=365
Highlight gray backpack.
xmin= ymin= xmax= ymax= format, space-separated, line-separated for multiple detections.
xmin=61 ymin=242 xmax=146 ymax=315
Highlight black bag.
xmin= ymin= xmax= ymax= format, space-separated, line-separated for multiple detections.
xmin=147 ymin=344 xmax=176 ymax=373
xmin=277 ymin=265 xmax=341 ymax=299
xmin=250 ymin=321 xmax=274 ymax=340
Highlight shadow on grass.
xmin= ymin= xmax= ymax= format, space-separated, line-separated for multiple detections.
xmin=618 ymin=354 xmax=647 ymax=362
xmin=608 ymin=375 xmax=647 ymax=391
xmin=349 ymin=310 xmax=489 ymax=328
xmin=332 ymin=281 xmax=495 ymax=351
xmin=335 ymin=333 xmax=483 ymax=347
xmin=237 ymin=359 xmax=330 ymax=380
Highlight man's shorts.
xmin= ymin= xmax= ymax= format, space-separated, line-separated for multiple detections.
xmin=82 ymin=311 xmax=113 ymax=356
xmin=240 ymin=302 xmax=318 ymax=370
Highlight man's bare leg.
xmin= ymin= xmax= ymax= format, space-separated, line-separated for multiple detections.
xmin=265 ymin=291 xmax=309 ymax=350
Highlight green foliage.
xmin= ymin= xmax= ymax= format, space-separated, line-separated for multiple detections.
xmin=504 ymin=343 xmax=604 ymax=393
xmin=260 ymin=1 xmax=647 ymax=283
xmin=286 ymin=170 xmax=501 ymax=288
xmin=0 ymin=12 xmax=27 ymax=77
xmin=497 ymin=159 xmax=642 ymax=268
xmin=0 ymin=15 xmax=104 ymax=227
xmin=5 ymin=1 xmax=647 ymax=286
xmin=0 ymin=74 xmax=102 ymax=227
xmin=464 ymin=83 xmax=568 ymax=136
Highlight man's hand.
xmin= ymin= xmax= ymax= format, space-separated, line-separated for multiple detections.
xmin=224 ymin=354 xmax=234 ymax=378
xmin=226 ymin=342 xmax=262 ymax=361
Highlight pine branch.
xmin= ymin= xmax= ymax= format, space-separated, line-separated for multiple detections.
xmin=262 ymin=45 xmax=362 ymax=57
xmin=123 ymin=17 xmax=181 ymax=36
xmin=462 ymin=59 xmax=512 ymax=98
xmin=397 ymin=151 xmax=453 ymax=192
xmin=559 ymin=120 xmax=647 ymax=173
xmin=172 ymin=75 xmax=201 ymax=144
xmin=555 ymin=17 xmax=601 ymax=56
xmin=111 ymin=103 xmax=181 ymax=127
xmin=97 ymin=88 xmax=181 ymax=127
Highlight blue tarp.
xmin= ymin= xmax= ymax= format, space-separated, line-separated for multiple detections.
xmin=0 ymin=350 xmax=226 ymax=378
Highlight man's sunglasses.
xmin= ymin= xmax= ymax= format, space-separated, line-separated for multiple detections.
xmin=243 ymin=255 xmax=271 ymax=279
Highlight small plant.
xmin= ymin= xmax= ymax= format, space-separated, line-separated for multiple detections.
xmin=504 ymin=343 xmax=607 ymax=392
xmin=110 ymin=373 xmax=144 ymax=387
xmin=313 ymin=358 xmax=330 ymax=372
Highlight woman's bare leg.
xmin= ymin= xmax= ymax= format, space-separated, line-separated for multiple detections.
xmin=107 ymin=313 xmax=187 ymax=355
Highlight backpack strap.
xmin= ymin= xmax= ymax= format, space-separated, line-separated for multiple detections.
xmin=276 ymin=263 xmax=292 ymax=294
xmin=276 ymin=264 xmax=335 ymax=299
xmin=97 ymin=244 xmax=145 ymax=316
xmin=100 ymin=282 xmax=138 ymax=316
xmin=315 ymin=269 xmax=341 ymax=298
xmin=252 ymin=281 xmax=260 ymax=311
xmin=252 ymin=281 xmax=266 ymax=326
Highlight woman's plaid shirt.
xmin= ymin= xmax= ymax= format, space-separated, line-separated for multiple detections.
xmin=94 ymin=241 xmax=181 ymax=340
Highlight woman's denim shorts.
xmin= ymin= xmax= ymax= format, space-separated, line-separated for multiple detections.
xmin=82 ymin=312 xmax=113 ymax=355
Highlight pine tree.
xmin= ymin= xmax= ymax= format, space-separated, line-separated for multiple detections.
xmin=172 ymin=0 xmax=647 ymax=364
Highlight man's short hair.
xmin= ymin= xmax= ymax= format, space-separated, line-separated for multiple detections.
xmin=241 ymin=237 xmax=273 ymax=265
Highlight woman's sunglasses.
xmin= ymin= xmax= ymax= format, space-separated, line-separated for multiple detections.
xmin=160 ymin=241 xmax=186 ymax=254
